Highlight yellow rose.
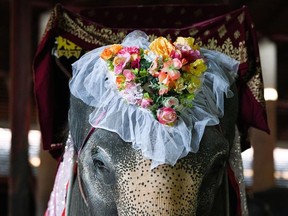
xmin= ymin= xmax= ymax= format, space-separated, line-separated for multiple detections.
xmin=149 ymin=37 xmax=175 ymax=59
xmin=189 ymin=59 xmax=207 ymax=76
xmin=187 ymin=76 xmax=201 ymax=94
xmin=174 ymin=77 xmax=186 ymax=93
xmin=175 ymin=37 xmax=195 ymax=48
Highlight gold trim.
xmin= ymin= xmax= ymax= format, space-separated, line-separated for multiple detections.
xmin=247 ymin=67 xmax=265 ymax=105
xmin=49 ymin=6 xmax=265 ymax=106
xmin=58 ymin=11 xmax=128 ymax=46
xmin=199 ymin=37 xmax=248 ymax=64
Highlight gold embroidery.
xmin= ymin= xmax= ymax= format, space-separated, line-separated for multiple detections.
xmin=58 ymin=11 xmax=128 ymax=46
xmin=237 ymin=12 xmax=245 ymax=24
xmin=166 ymin=34 xmax=172 ymax=40
xmin=200 ymin=38 xmax=219 ymax=51
xmin=218 ymin=25 xmax=227 ymax=38
xmin=234 ymin=30 xmax=240 ymax=40
xmin=148 ymin=34 xmax=158 ymax=42
xmin=247 ymin=67 xmax=265 ymax=105
xmin=41 ymin=5 xmax=58 ymax=40
xmin=226 ymin=14 xmax=231 ymax=21
xmin=43 ymin=5 xmax=266 ymax=111
xmin=56 ymin=50 xmax=82 ymax=58
xmin=199 ymin=36 xmax=264 ymax=105
xmin=174 ymin=30 xmax=180 ymax=36
xmin=238 ymin=41 xmax=248 ymax=63
xmin=54 ymin=36 xmax=82 ymax=59
xmin=55 ymin=10 xmax=249 ymax=65
xmin=188 ymin=28 xmax=199 ymax=37
xmin=54 ymin=7 xmax=246 ymax=65
xmin=221 ymin=37 xmax=234 ymax=54
xmin=198 ymin=37 xmax=248 ymax=64
xmin=204 ymin=30 xmax=210 ymax=36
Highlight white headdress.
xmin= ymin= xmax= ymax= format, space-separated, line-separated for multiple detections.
xmin=69 ymin=30 xmax=239 ymax=169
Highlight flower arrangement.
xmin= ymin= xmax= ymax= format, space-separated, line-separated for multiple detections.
xmin=100 ymin=36 xmax=207 ymax=126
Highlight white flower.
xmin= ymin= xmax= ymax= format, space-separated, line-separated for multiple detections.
xmin=144 ymin=51 xmax=157 ymax=62
xmin=120 ymin=83 xmax=143 ymax=104
xmin=163 ymin=97 xmax=179 ymax=108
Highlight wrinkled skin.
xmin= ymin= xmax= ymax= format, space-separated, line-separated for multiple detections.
xmin=67 ymin=83 xmax=238 ymax=216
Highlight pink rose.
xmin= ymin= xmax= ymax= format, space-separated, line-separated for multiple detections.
xmin=131 ymin=57 xmax=140 ymax=69
xmin=113 ymin=54 xmax=130 ymax=74
xmin=167 ymin=69 xmax=181 ymax=81
xmin=157 ymin=107 xmax=178 ymax=126
xmin=163 ymin=58 xmax=182 ymax=70
xmin=171 ymin=58 xmax=182 ymax=69
xmin=118 ymin=46 xmax=140 ymax=55
xmin=123 ymin=69 xmax=136 ymax=81
xmin=181 ymin=49 xmax=201 ymax=62
xmin=140 ymin=98 xmax=153 ymax=108
xmin=170 ymin=49 xmax=182 ymax=60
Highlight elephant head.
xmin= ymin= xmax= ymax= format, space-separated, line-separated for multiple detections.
xmin=65 ymin=31 xmax=242 ymax=215
xmin=67 ymin=83 xmax=238 ymax=216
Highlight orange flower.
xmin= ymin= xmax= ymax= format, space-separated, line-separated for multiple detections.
xmin=149 ymin=37 xmax=175 ymax=59
xmin=100 ymin=44 xmax=123 ymax=60
xmin=115 ymin=75 xmax=126 ymax=90
xmin=110 ymin=44 xmax=123 ymax=54
xmin=158 ymin=72 xmax=170 ymax=85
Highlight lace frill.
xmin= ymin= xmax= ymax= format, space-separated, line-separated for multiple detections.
xmin=69 ymin=30 xmax=239 ymax=169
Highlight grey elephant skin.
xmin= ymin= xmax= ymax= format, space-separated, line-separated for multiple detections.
xmin=66 ymin=82 xmax=238 ymax=216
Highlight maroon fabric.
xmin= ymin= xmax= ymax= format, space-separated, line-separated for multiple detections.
xmin=33 ymin=3 xmax=269 ymax=156
xmin=227 ymin=163 xmax=242 ymax=216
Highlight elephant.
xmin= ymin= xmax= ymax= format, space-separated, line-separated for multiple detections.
xmin=43 ymin=31 xmax=247 ymax=216
xmin=66 ymin=86 xmax=240 ymax=216
xmin=32 ymin=4 xmax=271 ymax=215
xmin=33 ymin=5 xmax=270 ymax=215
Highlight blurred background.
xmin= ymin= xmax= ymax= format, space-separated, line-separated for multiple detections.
xmin=0 ymin=0 xmax=288 ymax=215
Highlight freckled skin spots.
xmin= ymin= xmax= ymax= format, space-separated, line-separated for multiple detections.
xmin=68 ymin=82 xmax=238 ymax=216
xmin=116 ymin=159 xmax=201 ymax=215
xmin=78 ymin=127 xmax=229 ymax=216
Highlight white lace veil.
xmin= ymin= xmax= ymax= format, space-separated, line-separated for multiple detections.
xmin=69 ymin=30 xmax=239 ymax=169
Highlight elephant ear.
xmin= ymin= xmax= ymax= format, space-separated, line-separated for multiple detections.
xmin=68 ymin=95 xmax=95 ymax=152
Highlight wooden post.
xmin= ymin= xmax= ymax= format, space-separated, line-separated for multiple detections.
xmin=9 ymin=0 xmax=35 ymax=215
xmin=250 ymin=101 xmax=276 ymax=192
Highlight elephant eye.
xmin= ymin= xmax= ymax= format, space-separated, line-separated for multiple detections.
xmin=93 ymin=159 xmax=107 ymax=170
xmin=90 ymin=147 xmax=115 ymax=184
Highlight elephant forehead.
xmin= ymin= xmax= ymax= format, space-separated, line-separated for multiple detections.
xmin=115 ymin=159 xmax=201 ymax=215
